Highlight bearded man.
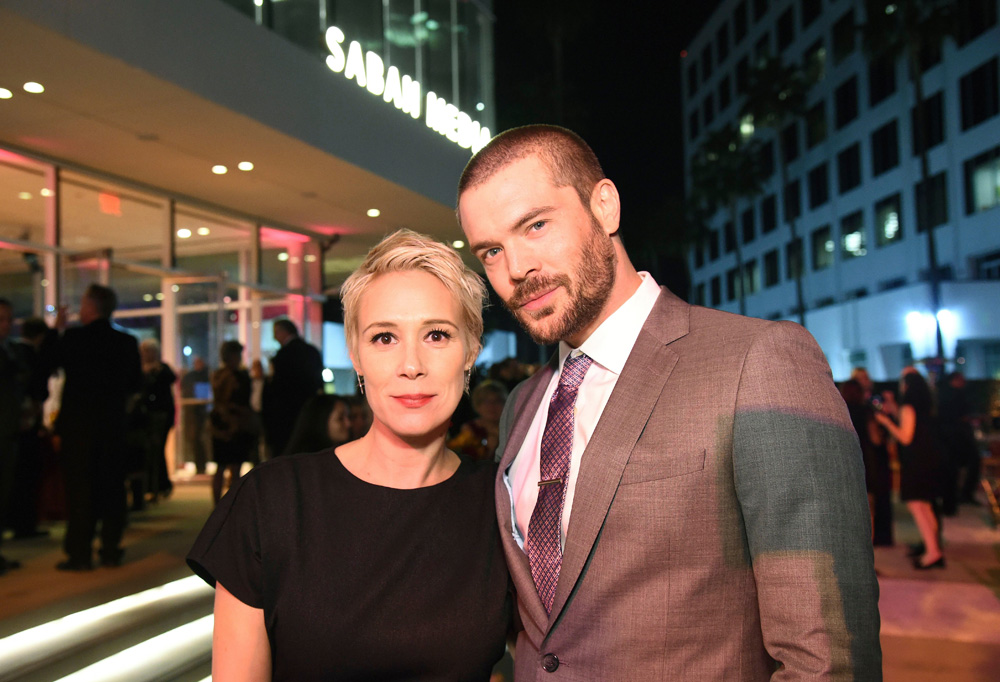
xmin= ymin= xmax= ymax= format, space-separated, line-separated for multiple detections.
xmin=457 ymin=125 xmax=881 ymax=681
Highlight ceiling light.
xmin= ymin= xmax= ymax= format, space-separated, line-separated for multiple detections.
xmin=143 ymin=294 xmax=154 ymax=302
xmin=304 ymin=254 xmax=317 ymax=262
xmin=212 ymin=165 xmax=228 ymax=175
xmin=476 ymin=102 xmax=485 ymax=111
xmin=23 ymin=82 xmax=44 ymax=94
xmin=17 ymin=191 xmax=32 ymax=200
xmin=155 ymin=292 xmax=165 ymax=301
xmin=277 ymin=252 xmax=289 ymax=262
xmin=0 ymin=88 xmax=12 ymax=99
xmin=197 ymin=227 xmax=210 ymax=236
xmin=367 ymin=208 xmax=380 ymax=217
xmin=176 ymin=228 xmax=192 ymax=239
xmin=40 ymin=188 xmax=54 ymax=197
xmin=451 ymin=240 xmax=465 ymax=249
xmin=237 ymin=161 xmax=254 ymax=171
xmin=171 ymin=284 xmax=180 ymax=293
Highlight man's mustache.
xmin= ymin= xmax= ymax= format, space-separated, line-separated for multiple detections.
xmin=506 ymin=274 xmax=571 ymax=310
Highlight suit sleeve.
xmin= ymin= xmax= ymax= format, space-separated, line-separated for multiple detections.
xmin=732 ymin=321 xmax=881 ymax=681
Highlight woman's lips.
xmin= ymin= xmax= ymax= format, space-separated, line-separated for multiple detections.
xmin=393 ymin=394 xmax=434 ymax=408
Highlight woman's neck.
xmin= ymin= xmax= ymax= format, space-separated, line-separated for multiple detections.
xmin=338 ymin=422 xmax=459 ymax=489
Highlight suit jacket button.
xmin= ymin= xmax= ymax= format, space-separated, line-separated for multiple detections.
xmin=541 ymin=653 xmax=559 ymax=672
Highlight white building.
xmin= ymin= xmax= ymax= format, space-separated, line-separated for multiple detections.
xmin=682 ymin=0 xmax=1000 ymax=380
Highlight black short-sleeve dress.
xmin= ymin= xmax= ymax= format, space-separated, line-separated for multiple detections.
xmin=187 ymin=451 xmax=511 ymax=681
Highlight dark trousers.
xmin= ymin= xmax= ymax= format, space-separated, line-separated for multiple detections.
xmin=9 ymin=430 xmax=43 ymax=534
xmin=60 ymin=427 xmax=127 ymax=563
xmin=0 ymin=438 xmax=17 ymax=553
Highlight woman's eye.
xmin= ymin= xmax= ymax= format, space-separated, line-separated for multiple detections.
xmin=371 ymin=332 xmax=394 ymax=344
xmin=427 ymin=329 xmax=451 ymax=342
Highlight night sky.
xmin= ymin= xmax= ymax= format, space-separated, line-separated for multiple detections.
xmin=492 ymin=1 xmax=722 ymax=296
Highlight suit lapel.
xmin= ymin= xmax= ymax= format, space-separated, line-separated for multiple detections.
xmin=549 ymin=289 xmax=690 ymax=623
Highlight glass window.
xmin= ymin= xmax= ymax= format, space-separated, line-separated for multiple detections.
xmin=764 ymin=249 xmax=779 ymax=287
xmin=271 ymin=0 xmax=325 ymax=59
xmin=694 ymin=238 xmax=705 ymax=268
xmin=960 ymin=57 xmax=999 ymax=131
xmin=174 ymin=208 xmax=250 ymax=285
xmin=801 ymin=0 xmax=822 ymax=28
xmin=835 ymin=76 xmax=859 ymax=129
xmin=736 ymin=55 xmax=750 ymax=95
xmin=703 ymin=94 xmax=716 ymax=125
xmin=869 ymin=52 xmax=897 ymax=106
xmin=261 ymin=227 xmax=317 ymax=291
xmin=709 ymin=229 xmax=721 ymax=261
xmin=725 ymin=221 xmax=737 ymax=253
xmin=761 ymin=194 xmax=777 ymax=233
xmin=837 ymin=143 xmax=862 ymax=193
xmin=963 ymin=146 xmax=1000 ymax=214
xmin=687 ymin=61 xmax=699 ymax=97
xmin=744 ymin=259 xmax=760 ymax=295
xmin=911 ymin=91 xmax=945 ymax=155
xmin=871 ymin=120 xmax=900 ymax=176
xmin=734 ymin=1 xmax=749 ymax=42
xmin=726 ymin=267 xmax=741 ymax=301
xmin=719 ymin=75 xmax=732 ymax=110
xmin=694 ymin=282 xmax=706 ymax=306
xmin=777 ymin=7 xmax=795 ymax=52
xmin=689 ymin=110 xmax=701 ymax=138
xmin=832 ymin=10 xmax=855 ymax=64
xmin=811 ymin=224 xmax=834 ymax=270
xmin=782 ymin=122 xmax=800 ymax=163
xmin=804 ymin=39 xmax=826 ymax=82
xmin=0 ymin=155 xmax=47 ymax=318
xmin=875 ymin=193 xmax=903 ymax=247
xmin=806 ymin=100 xmax=827 ymax=147
xmin=455 ymin=0 xmax=492 ymax=119
xmin=784 ymin=179 xmax=802 ymax=222
xmin=755 ymin=32 xmax=772 ymax=65
xmin=786 ymin=238 xmax=803 ymax=280
xmin=841 ymin=211 xmax=867 ymax=259
xmin=956 ymin=0 xmax=998 ymax=46
xmin=759 ymin=140 xmax=775 ymax=179
xmin=710 ymin=275 xmax=722 ymax=306
xmin=915 ymin=171 xmax=949 ymax=233
xmin=741 ymin=207 xmax=755 ymax=243
xmin=753 ymin=0 xmax=769 ymax=23
xmin=808 ymin=163 xmax=829 ymax=209
xmin=702 ymin=44 xmax=714 ymax=81
xmin=717 ymin=23 xmax=731 ymax=63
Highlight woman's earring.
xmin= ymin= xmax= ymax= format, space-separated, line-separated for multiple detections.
xmin=464 ymin=369 xmax=471 ymax=395
xmin=357 ymin=375 xmax=365 ymax=395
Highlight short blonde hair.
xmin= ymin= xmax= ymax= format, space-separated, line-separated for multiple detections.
xmin=340 ymin=229 xmax=488 ymax=361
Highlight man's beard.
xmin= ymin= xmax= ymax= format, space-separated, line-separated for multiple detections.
xmin=504 ymin=223 xmax=617 ymax=346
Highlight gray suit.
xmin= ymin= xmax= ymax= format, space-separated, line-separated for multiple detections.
xmin=497 ymin=289 xmax=881 ymax=681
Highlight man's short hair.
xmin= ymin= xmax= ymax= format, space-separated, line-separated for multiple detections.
xmin=457 ymin=124 xmax=606 ymax=221
xmin=273 ymin=318 xmax=299 ymax=338
xmin=84 ymin=284 xmax=117 ymax=319
xmin=21 ymin=317 xmax=49 ymax=341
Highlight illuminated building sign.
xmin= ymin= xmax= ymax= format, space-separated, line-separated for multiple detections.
xmin=324 ymin=27 xmax=491 ymax=153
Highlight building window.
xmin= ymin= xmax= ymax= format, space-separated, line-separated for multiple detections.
xmin=741 ymin=207 xmax=755 ymax=243
xmin=808 ymin=163 xmax=829 ymax=209
xmin=736 ymin=55 xmax=750 ymax=95
xmin=711 ymin=275 xmax=722 ymax=306
xmin=753 ymin=0 xmax=769 ymax=23
xmin=724 ymin=221 xmax=737 ymax=253
xmin=869 ymin=53 xmax=897 ymax=106
xmin=759 ymin=140 xmax=775 ymax=179
xmin=784 ymin=179 xmax=802 ymax=222
xmin=801 ymin=0 xmax=821 ymax=28
xmin=744 ymin=259 xmax=760 ymax=295
xmin=871 ymin=120 xmax=900 ymax=176
xmin=837 ymin=143 xmax=862 ymax=193
xmin=786 ymin=238 xmax=804 ymax=280
xmin=709 ymin=229 xmax=721 ymax=260
xmin=975 ymin=250 xmax=1000 ymax=279
xmin=761 ymin=194 xmax=777 ymax=233
xmin=915 ymin=171 xmax=948 ymax=233
xmin=687 ymin=62 xmax=699 ymax=97
xmin=841 ymin=210 xmax=867 ymax=259
xmin=694 ymin=282 xmax=706 ymax=305
xmin=694 ymin=238 xmax=705 ymax=268
xmin=811 ymin=224 xmax=834 ymax=270
xmin=703 ymin=94 xmax=716 ymax=125
xmin=957 ymin=0 xmax=998 ymax=46
xmin=777 ymin=7 xmax=795 ymax=52
xmin=960 ymin=57 xmax=999 ymax=131
xmin=689 ymin=110 xmax=700 ymax=138
xmin=782 ymin=122 xmax=800 ymax=163
xmin=734 ymin=0 xmax=749 ymax=42
xmin=835 ymin=76 xmax=859 ymax=129
xmin=832 ymin=10 xmax=855 ymax=65
xmin=726 ymin=267 xmax=742 ymax=301
xmin=806 ymin=100 xmax=827 ymax=148
xmin=719 ymin=75 xmax=732 ymax=110
xmin=717 ymin=22 xmax=731 ymax=63
xmin=755 ymin=32 xmax=772 ymax=65
xmin=964 ymin=146 xmax=1000 ymax=214
xmin=875 ymin=193 xmax=903 ymax=246
xmin=911 ymin=91 xmax=945 ymax=155
xmin=702 ymin=44 xmax=714 ymax=81
xmin=764 ymin=249 xmax=780 ymax=287
xmin=804 ymin=39 xmax=826 ymax=82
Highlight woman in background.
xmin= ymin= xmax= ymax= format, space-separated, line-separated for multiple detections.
xmin=208 ymin=340 xmax=255 ymax=505
xmin=448 ymin=379 xmax=508 ymax=461
xmin=282 ymin=393 xmax=352 ymax=455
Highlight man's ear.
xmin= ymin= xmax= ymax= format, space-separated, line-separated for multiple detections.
xmin=590 ymin=179 xmax=621 ymax=236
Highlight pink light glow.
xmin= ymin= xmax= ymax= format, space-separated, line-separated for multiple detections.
xmin=305 ymin=224 xmax=354 ymax=236
xmin=0 ymin=149 xmax=31 ymax=165
xmin=260 ymin=226 xmax=311 ymax=245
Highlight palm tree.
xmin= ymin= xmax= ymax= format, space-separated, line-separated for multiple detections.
xmin=689 ymin=125 xmax=763 ymax=316
xmin=861 ymin=0 xmax=957 ymax=367
xmin=741 ymin=55 xmax=814 ymax=327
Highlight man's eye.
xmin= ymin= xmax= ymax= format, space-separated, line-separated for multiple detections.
xmin=530 ymin=220 xmax=545 ymax=231
xmin=483 ymin=247 xmax=502 ymax=260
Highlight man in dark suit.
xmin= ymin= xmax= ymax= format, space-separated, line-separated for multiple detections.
xmin=0 ymin=298 xmax=28 ymax=575
xmin=53 ymin=284 xmax=142 ymax=571
xmin=457 ymin=125 xmax=881 ymax=680
xmin=262 ymin=319 xmax=324 ymax=457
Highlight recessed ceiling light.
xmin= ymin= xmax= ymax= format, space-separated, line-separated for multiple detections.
xmin=476 ymin=102 xmax=485 ymax=111
xmin=0 ymin=88 xmax=12 ymax=100
xmin=237 ymin=161 xmax=254 ymax=171
xmin=277 ymin=252 xmax=289 ymax=262
xmin=304 ymin=254 xmax=317 ymax=262
xmin=367 ymin=208 xmax=380 ymax=217
xmin=143 ymin=294 xmax=154 ymax=302
xmin=212 ymin=165 xmax=228 ymax=175
xmin=197 ymin=227 xmax=210 ymax=236
xmin=40 ymin=188 xmax=54 ymax=197
xmin=23 ymin=82 xmax=44 ymax=94
xmin=17 ymin=191 xmax=32 ymax=200
xmin=171 ymin=284 xmax=180 ymax=292
xmin=176 ymin=228 xmax=192 ymax=239
xmin=452 ymin=240 xmax=465 ymax=249
xmin=155 ymin=293 xmax=165 ymax=301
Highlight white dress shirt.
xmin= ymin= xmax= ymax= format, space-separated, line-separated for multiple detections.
xmin=505 ymin=272 xmax=662 ymax=550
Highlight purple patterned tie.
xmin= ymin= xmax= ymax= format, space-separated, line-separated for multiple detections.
xmin=526 ymin=352 xmax=593 ymax=613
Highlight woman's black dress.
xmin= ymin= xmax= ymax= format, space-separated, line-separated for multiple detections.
xmin=898 ymin=400 xmax=942 ymax=502
xmin=187 ymin=451 xmax=511 ymax=681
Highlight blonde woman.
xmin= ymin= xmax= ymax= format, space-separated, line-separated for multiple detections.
xmin=188 ymin=230 xmax=511 ymax=680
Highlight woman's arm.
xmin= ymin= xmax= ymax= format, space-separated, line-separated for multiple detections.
xmin=213 ymin=582 xmax=271 ymax=682
xmin=875 ymin=404 xmax=916 ymax=446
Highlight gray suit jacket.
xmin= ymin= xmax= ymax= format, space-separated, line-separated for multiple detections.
xmin=496 ymin=288 xmax=881 ymax=681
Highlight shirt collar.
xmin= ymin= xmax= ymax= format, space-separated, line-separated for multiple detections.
xmin=558 ymin=272 xmax=661 ymax=376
